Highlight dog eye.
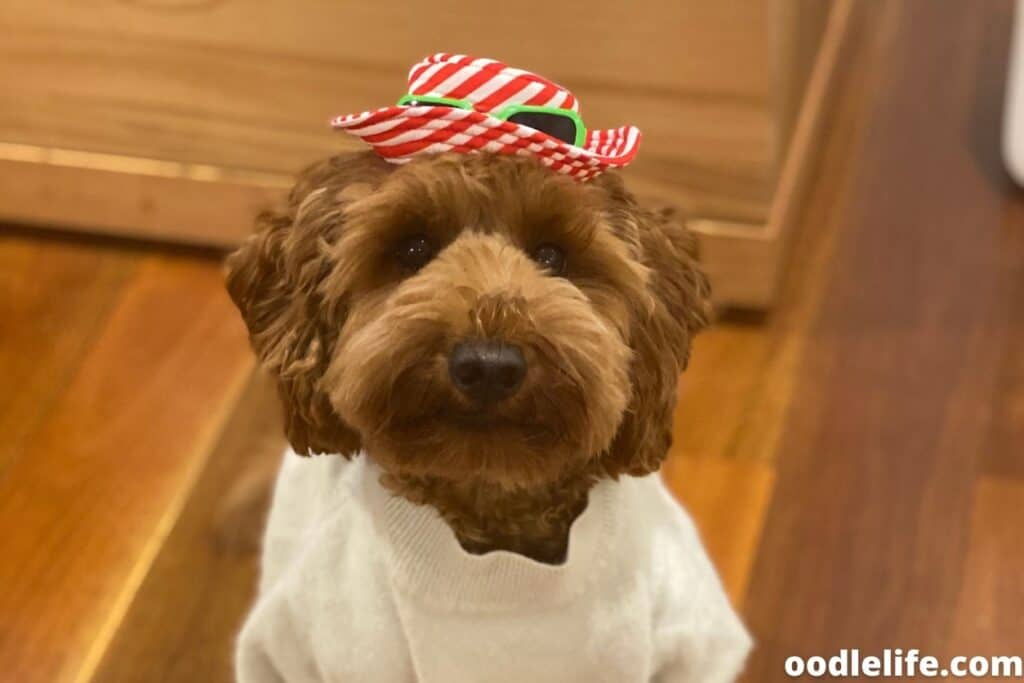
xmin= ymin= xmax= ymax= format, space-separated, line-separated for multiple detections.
xmin=530 ymin=243 xmax=566 ymax=276
xmin=395 ymin=234 xmax=436 ymax=271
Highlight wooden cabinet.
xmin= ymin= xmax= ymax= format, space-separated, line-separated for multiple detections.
xmin=0 ymin=0 xmax=850 ymax=308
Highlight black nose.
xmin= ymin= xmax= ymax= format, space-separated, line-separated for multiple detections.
xmin=448 ymin=340 xmax=526 ymax=404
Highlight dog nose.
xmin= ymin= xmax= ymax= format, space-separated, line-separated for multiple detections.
xmin=448 ymin=341 xmax=526 ymax=403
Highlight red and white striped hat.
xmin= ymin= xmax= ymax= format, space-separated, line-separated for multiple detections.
xmin=331 ymin=53 xmax=641 ymax=181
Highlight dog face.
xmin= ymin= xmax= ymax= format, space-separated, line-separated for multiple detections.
xmin=227 ymin=152 xmax=710 ymax=489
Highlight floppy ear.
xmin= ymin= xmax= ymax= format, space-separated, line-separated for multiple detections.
xmin=225 ymin=151 xmax=391 ymax=456
xmin=596 ymin=176 xmax=713 ymax=476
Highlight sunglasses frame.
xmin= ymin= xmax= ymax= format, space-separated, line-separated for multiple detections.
xmin=397 ymin=94 xmax=587 ymax=147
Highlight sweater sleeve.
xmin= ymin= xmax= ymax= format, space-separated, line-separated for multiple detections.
xmin=236 ymin=580 xmax=320 ymax=683
xmin=651 ymin=629 xmax=752 ymax=683
xmin=646 ymin=478 xmax=753 ymax=683
xmin=235 ymin=451 xmax=357 ymax=682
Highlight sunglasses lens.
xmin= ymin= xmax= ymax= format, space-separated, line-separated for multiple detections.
xmin=404 ymin=98 xmax=456 ymax=108
xmin=506 ymin=111 xmax=579 ymax=145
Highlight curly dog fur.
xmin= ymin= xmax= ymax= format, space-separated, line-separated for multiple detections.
xmin=226 ymin=151 xmax=711 ymax=564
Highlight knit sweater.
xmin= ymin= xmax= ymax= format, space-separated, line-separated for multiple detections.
xmin=236 ymin=450 xmax=752 ymax=682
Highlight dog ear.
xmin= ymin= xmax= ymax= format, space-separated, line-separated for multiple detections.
xmin=225 ymin=152 xmax=391 ymax=456
xmin=595 ymin=176 xmax=713 ymax=477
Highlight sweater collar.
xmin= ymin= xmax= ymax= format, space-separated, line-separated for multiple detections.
xmin=358 ymin=456 xmax=623 ymax=613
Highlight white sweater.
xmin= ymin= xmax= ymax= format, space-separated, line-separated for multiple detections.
xmin=236 ymin=451 xmax=751 ymax=682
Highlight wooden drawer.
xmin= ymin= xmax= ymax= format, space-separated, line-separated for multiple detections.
xmin=0 ymin=0 xmax=851 ymax=308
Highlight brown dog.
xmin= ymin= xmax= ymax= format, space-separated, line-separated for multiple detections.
xmin=227 ymin=151 xmax=757 ymax=683
xmin=226 ymin=150 xmax=711 ymax=565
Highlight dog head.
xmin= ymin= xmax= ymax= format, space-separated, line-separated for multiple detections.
xmin=227 ymin=152 xmax=710 ymax=490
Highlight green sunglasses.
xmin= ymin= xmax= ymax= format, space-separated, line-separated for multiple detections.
xmin=397 ymin=94 xmax=587 ymax=147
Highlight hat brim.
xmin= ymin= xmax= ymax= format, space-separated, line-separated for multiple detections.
xmin=331 ymin=105 xmax=640 ymax=181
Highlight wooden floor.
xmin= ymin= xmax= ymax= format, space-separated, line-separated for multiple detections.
xmin=1 ymin=1 xmax=1021 ymax=680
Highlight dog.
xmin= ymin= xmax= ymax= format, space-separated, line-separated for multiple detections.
xmin=226 ymin=151 xmax=751 ymax=682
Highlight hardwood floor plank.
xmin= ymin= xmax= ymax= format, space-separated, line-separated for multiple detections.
xmin=674 ymin=322 xmax=781 ymax=464
xmin=0 ymin=255 xmax=252 ymax=683
xmin=982 ymin=199 xmax=1024 ymax=480
xmin=740 ymin=1 xmax=1021 ymax=678
xmin=0 ymin=231 xmax=137 ymax=471
xmin=90 ymin=371 xmax=284 ymax=683
xmin=946 ymin=478 xmax=1024 ymax=659
xmin=663 ymin=456 xmax=774 ymax=607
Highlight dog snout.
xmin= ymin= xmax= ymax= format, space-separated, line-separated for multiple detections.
xmin=448 ymin=340 xmax=526 ymax=404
